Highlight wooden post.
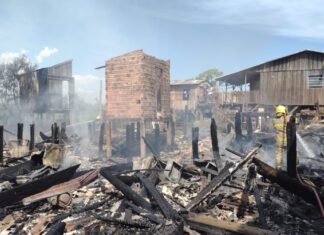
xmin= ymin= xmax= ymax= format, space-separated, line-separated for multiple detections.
xmin=210 ymin=118 xmax=222 ymax=169
xmin=140 ymin=120 xmax=146 ymax=157
xmin=0 ymin=125 xmax=3 ymax=164
xmin=29 ymin=124 xmax=35 ymax=151
xmin=247 ymin=113 xmax=253 ymax=141
xmin=166 ymin=119 xmax=172 ymax=146
xmin=235 ymin=112 xmax=242 ymax=142
xmin=126 ymin=124 xmax=132 ymax=158
xmin=154 ymin=123 xmax=160 ymax=158
xmin=98 ymin=122 xmax=105 ymax=158
xmin=60 ymin=122 xmax=67 ymax=144
xmin=130 ymin=123 xmax=135 ymax=150
xmin=54 ymin=123 xmax=59 ymax=144
xmin=51 ymin=123 xmax=58 ymax=144
xmin=105 ymin=121 xmax=112 ymax=160
xmin=192 ymin=127 xmax=199 ymax=159
xmin=286 ymin=116 xmax=297 ymax=178
xmin=17 ymin=123 xmax=23 ymax=145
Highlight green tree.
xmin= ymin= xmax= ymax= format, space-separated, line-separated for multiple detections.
xmin=0 ymin=54 xmax=36 ymax=107
xmin=195 ymin=68 xmax=223 ymax=86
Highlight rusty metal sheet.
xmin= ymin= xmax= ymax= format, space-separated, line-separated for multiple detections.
xmin=23 ymin=169 xmax=98 ymax=205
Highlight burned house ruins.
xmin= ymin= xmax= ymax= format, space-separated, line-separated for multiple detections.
xmin=19 ymin=60 xmax=75 ymax=123
xmin=0 ymin=49 xmax=324 ymax=234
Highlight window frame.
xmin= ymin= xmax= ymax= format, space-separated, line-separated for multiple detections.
xmin=307 ymin=74 xmax=323 ymax=89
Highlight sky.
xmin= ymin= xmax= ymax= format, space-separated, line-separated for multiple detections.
xmin=1 ymin=0 xmax=324 ymax=103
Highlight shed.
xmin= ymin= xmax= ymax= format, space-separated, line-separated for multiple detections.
xmin=170 ymin=79 xmax=207 ymax=111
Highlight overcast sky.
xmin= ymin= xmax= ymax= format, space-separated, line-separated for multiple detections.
xmin=1 ymin=0 xmax=324 ymax=102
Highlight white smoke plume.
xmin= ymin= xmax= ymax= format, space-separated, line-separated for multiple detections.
xmin=0 ymin=50 xmax=28 ymax=64
xmin=36 ymin=47 xmax=58 ymax=63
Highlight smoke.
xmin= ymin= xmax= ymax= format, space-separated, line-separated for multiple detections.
xmin=0 ymin=50 xmax=28 ymax=64
xmin=36 ymin=47 xmax=58 ymax=64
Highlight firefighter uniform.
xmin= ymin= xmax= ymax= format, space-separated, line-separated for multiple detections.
xmin=273 ymin=105 xmax=287 ymax=169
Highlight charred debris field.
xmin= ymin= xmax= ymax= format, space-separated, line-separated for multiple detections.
xmin=0 ymin=118 xmax=323 ymax=235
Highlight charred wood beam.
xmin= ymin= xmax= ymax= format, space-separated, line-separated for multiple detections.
xmin=142 ymin=137 xmax=163 ymax=169
xmin=186 ymin=213 xmax=276 ymax=235
xmin=210 ymin=118 xmax=222 ymax=168
xmin=46 ymin=221 xmax=66 ymax=235
xmin=60 ymin=122 xmax=68 ymax=144
xmin=156 ymin=223 xmax=184 ymax=235
xmin=286 ymin=116 xmax=297 ymax=177
xmin=51 ymin=195 xmax=116 ymax=225
xmin=142 ymin=136 xmax=158 ymax=157
xmin=92 ymin=213 xmax=151 ymax=229
xmin=250 ymin=165 xmax=267 ymax=228
xmin=40 ymin=131 xmax=52 ymax=142
xmin=0 ymin=160 xmax=35 ymax=182
xmin=235 ymin=112 xmax=242 ymax=142
xmin=99 ymin=168 xmax=153 ymax=211
xmin=29 ymin=124 xmax=35 ymax=151
xmin=186 ymin=162 xmax=234 ymax=211
xmin=225 ymin=147 xmax=244 ymax=158
xmin=192 ymin=127 xmax=199 ymax=159
xmin=0 ymin=164 xmax=79 ymax=207
xmin=252 ymin=157 xmax=324 ymax=207
xmin=125 ymin=200 xmax=165 ymax=224
xmin=136 ymin=172 xmax=180 ymax=220
xmin=186 ymin=145 xmax=261 ymax=210
xmin=17 ymin=123 xmax=23 ymax=144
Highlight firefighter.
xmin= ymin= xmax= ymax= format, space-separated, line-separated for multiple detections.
xmin=273 ymin=105 xmax=288 ymax=169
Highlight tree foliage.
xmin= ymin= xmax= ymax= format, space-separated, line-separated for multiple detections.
xmin=195 ymin=68 xmax=223 ymax=86
xmin=0 ymin=55 xmax=36 ymax=107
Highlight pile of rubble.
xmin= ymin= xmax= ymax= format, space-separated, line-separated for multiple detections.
xmin=0 ymin=121 xmax=323 ymax=235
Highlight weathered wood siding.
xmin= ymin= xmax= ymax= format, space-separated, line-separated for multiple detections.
xmin=260 ymin=70 xmax=324 ymax=105
xmin=170 ymin=85 xmax=205 ymax=111
xmin=257 ymin=51 xmax=324 ymax=105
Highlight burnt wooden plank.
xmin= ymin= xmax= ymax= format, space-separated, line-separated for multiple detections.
xmin=125 ymin=201 xmax=165 ymax=224
xmin=252 ymin=157 xmax=324 ymax=207
xmin=136 ymin=172 xmax=179 ymax=220
xmin=210 ymin=118 xmax=222 ymax=168
xmin=0 ymin=164 xmax=79 ymax=207
xmin=186 ymin=145 xmax=261 ymax=210
xmin=186 ymin=213 xmax=276 ymax=235
xmin=99 ymin=168 xmax=152 ymax=211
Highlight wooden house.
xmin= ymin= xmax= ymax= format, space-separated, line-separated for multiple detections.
xmin=19 ymin=60 xmax=74 ymax=122
xmin=170 ymin=79 xmax=207 ymax=111
xmin=217 ymin=50 xmax=324 ymax=111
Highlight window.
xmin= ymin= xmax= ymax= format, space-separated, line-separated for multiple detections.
xmin=308 ymin=75 xmax=323 ymax=88
xmin=183 ymin=89 xmax=189 ymax=100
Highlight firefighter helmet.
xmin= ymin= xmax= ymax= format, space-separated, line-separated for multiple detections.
xmin=276 ymin=105 xmax=287 ymax=114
